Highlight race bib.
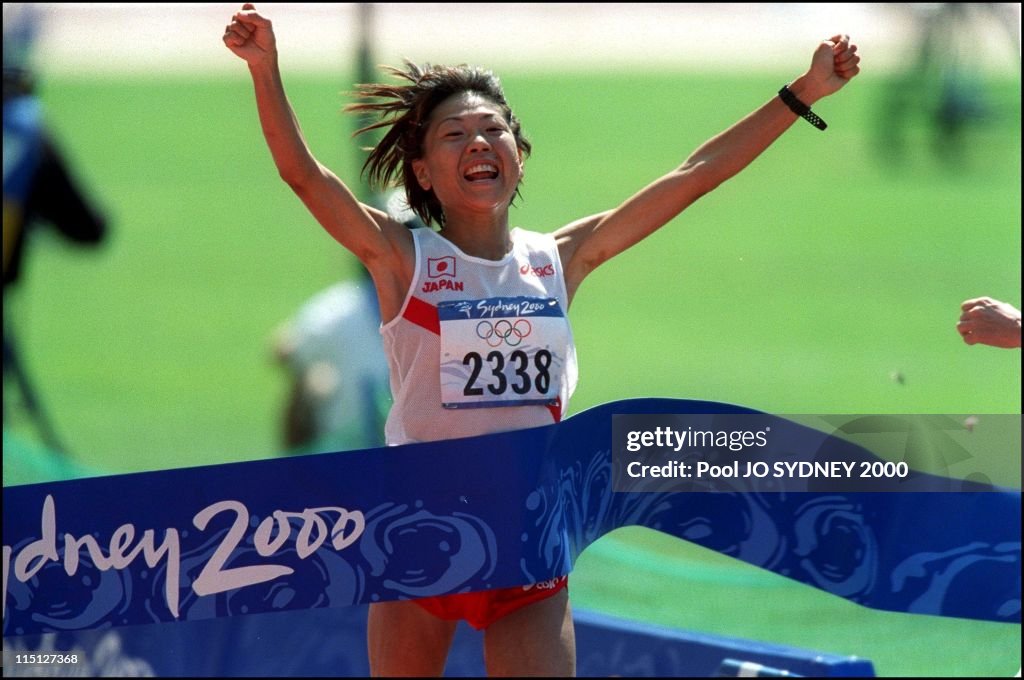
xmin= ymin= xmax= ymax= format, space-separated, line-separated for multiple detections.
xmin=438 ymin=296 xmax=569 ymax=409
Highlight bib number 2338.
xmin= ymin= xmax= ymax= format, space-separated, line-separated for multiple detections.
xmin=438 ymin=297 xmax=568 ymax=409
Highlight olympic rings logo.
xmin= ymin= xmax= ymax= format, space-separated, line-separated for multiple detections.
xmin=476 ymin=319 xmax=532 ymax=347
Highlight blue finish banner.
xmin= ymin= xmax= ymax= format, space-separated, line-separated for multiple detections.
xmin=3 ymin=399 xmax=1021 ymax=638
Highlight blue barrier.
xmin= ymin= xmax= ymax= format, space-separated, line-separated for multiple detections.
xmin=571 ymin=608 xmax=873 ymax=677
xmin=1 ymin=604 xmax=874 ymax=677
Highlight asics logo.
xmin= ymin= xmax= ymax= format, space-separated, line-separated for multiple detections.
xmin=520 ymin=263 xmax=554 ymax=277
xmin=522 ymin=576 xmax=566 ymax=591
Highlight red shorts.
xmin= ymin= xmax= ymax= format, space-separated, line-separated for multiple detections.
xmin=413 ymin=576 xmax=568 ymax=630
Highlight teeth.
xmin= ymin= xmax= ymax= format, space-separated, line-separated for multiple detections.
xmin=465 ymin=164 xmax=497 ymax=175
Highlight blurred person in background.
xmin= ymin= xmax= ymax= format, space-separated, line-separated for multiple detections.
xmin=957 ymin=297 xmax=1021 ymax=348
xmin=272 ymin=191 xmax=424 ymax=456
xmin=3 ymin=8 xmax=109 ymax=455
xmin=876 ymin=3 xmax=1020 ymax=166
xmin=2 ymin=69 xmax=108 ymax=290
xmin=225 ymin=2 xmax=859 ymax=675
xmin=272 ymin=265 xmax=390 ymax=454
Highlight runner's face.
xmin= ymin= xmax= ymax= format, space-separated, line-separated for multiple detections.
xmin=413 ymin=92 xmax=523 ymax=218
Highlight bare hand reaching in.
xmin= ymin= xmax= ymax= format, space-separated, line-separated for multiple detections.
xmin=957 ymin=297 xmax=1022 ymax=349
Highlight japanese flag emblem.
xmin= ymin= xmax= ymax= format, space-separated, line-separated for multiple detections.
xmin=428 ymin=256 xmax=456 ymax=278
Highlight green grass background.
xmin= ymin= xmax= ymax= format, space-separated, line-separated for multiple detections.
xmin=4 ymin=70 xmax=1021 ymax=676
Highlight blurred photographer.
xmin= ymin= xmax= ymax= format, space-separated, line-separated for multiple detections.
xmin=3 ymin=64 xmax=109 ymax=451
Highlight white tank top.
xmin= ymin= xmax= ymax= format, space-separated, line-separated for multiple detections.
xmin=382 ymin=227 xmax=578 ymax=445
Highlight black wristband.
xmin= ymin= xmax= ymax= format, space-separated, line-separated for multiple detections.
xmin=778 ymin=85 xmax=827 ymax=131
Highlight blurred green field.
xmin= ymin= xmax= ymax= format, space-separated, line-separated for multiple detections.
xmin=4 ymin=70 xmax=1020 ymax=676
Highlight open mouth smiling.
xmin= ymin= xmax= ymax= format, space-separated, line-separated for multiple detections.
xmin=464 ymin=163 xmax=499 ymax=182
